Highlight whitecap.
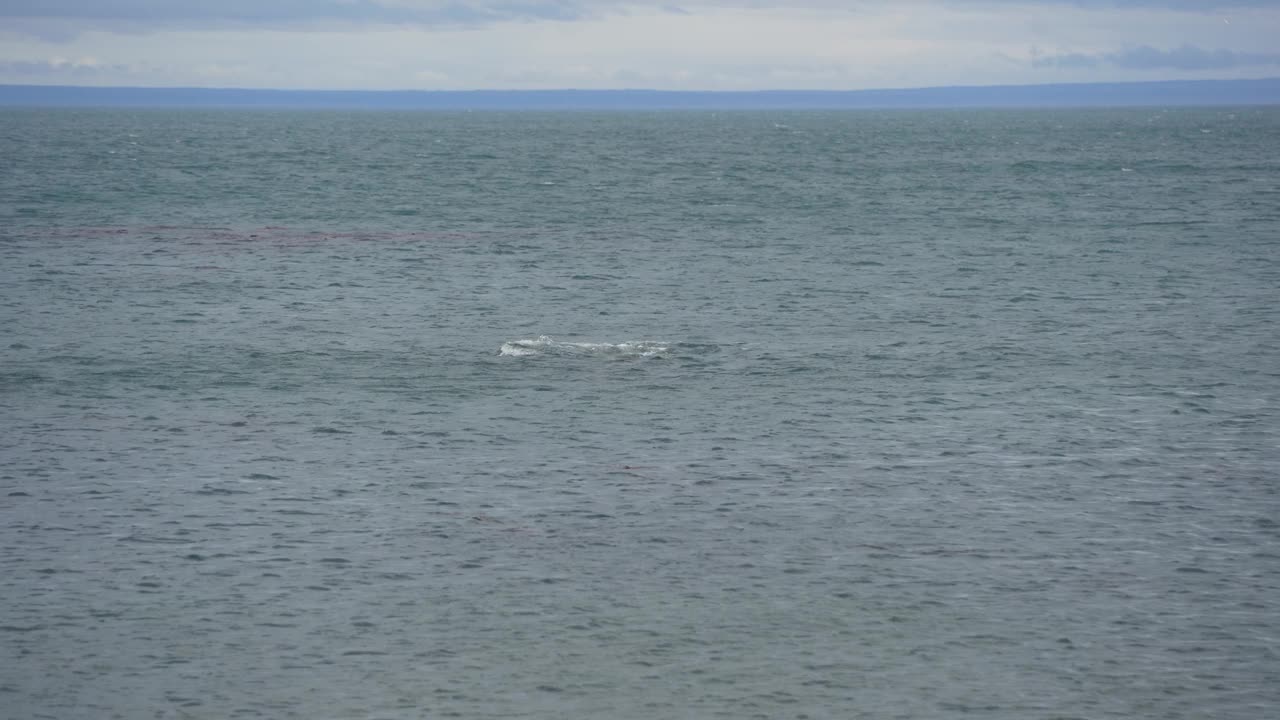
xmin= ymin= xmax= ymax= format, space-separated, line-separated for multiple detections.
xmin=498 ymin=336 xmax=556 ymax=357
xmin=498 ymin=335 xmax=670 ymax=358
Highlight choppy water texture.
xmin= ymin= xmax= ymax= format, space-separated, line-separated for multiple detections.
xmin=1 ymin=108 xmax=1278 ymax=719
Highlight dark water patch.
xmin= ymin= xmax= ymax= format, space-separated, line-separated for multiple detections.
xmin=120 ymin=534 xmax=195 ymax=545
xmin=194 ymin=485 xmax=250 ymax=495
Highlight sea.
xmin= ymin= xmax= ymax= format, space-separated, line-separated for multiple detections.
xmin=1 ymin=107 xmax=1277 ymax=719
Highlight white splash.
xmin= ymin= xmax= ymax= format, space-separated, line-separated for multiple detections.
xmin=499 ymin=335 xmax=670 ymax=358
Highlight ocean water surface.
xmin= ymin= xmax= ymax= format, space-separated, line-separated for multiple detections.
xmin=1 ymin=107 xmax=1278 ymax=719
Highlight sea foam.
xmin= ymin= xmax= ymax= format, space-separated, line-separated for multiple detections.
xmin=499 ymin=335 xmax=670 ymax=358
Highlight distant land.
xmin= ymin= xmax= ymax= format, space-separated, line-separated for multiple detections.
xmin=2 ymin=78 xmax=1279 ymax=110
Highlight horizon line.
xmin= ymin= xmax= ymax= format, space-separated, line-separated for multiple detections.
xmin=3 ymin=76 xmax=1279 ymax=94
xmin=3 ymin=77 xmax=1278 ymax=109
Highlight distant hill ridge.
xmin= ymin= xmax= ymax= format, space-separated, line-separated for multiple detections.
xmin=2 ymin=78 xmax=1278 ymax=109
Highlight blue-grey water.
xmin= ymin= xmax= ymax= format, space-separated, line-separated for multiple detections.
xmin=1 ymin=108 xmax=1278 ymax=719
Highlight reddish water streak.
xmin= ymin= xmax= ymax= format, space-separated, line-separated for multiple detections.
xmin=25 ymin=225 xmax=492 ymax=247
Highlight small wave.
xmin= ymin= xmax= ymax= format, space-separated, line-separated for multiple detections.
xmin=499 ymin=335 xmax=671 ymax=358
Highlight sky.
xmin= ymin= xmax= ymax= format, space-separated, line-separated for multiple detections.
xmin=1 ymin=1 xmax=1278 ymax=91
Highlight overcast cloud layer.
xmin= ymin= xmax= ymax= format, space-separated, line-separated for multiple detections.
xmin=1 ymin=0 xmax=1277 ymax=90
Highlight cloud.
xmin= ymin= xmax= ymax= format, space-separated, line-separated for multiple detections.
xmin=1031 ymin=51 xmax=1100 ymax=69
xmin=0 ymin=1 xmax=596 ymax=36
xmin=1111 ymin=44 xmax=1280 ymax=69
xmin=1035 ymin=44 xmax=1280 ymax=70
xmin=2 ymin=1 xmax=1278 ymax=90
xmin=3 ymin=1 xmax=412 ymax=23
xmin=5 ymin=0 xmax=1273 ymax=17
xmin=1058 ymin=1 xmax=1272 ymax=7
xmin=1 ymin=0 xmax=1273 ymax=40
xmin=0 ymin=57 xmax=131 ymax=77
